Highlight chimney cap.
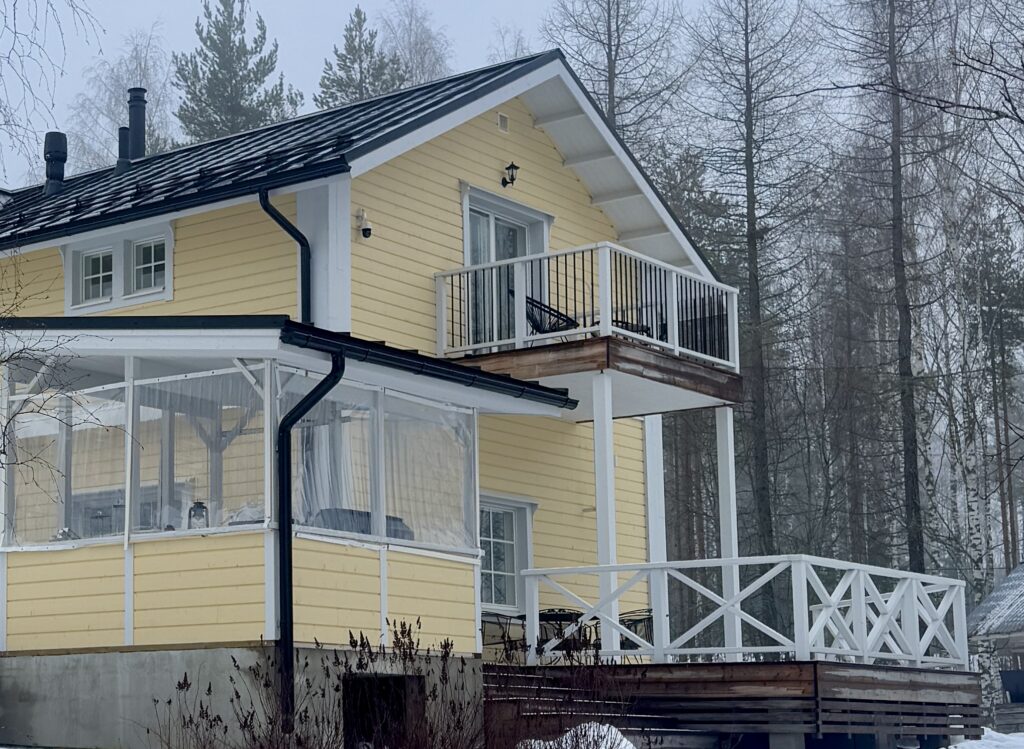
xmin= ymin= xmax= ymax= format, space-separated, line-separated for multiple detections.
xmin=44 ymin=131 xmax=68 ymax=161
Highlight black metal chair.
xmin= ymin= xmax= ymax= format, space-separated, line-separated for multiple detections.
xmin=508 ymin=289 xmax=580 ymax=338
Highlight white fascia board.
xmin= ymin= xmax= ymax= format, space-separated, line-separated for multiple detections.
xmin=347 ymin=60 xmax=567 ymax=178
xmin=1 ymin=175 xmax=345 ymax=258
xmin=1 ymin=328 xmax=288 ymax=359
xmin=343 ymin=359 xmax=565 ymax=416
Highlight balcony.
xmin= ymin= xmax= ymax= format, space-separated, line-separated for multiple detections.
xmin=435 ymin=242 xmax=739 ymax=373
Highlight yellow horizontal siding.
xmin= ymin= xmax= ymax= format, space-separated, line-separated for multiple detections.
xmin=351 ymin=96 xmax=618 ymax=353
xmin=479 ymin=415 xmax=648 ymax=612
xmin=6 ymin=544 xmax=124 ymax=650
xmin=0 ymin=197 xmax=297 ymax=317
xmin=387 ymin=550 xmax=476 ymax=654
xmin=293 ymin=537 xmax=381 ymax=645
xmin=132 ymin=532 xmax=264 ymax=646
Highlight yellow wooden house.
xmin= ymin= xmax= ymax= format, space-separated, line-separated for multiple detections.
xmin=0 ymin=52 xmax=978 ymax=748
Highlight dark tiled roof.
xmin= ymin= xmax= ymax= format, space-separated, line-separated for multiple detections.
xmin=0 ymin=51 xmax=561 ymax=250
xmin=968 ymin=564 xmax=1024 ymax=638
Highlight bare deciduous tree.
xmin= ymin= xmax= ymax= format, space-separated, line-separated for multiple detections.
xmin=67 ymin=24 xmax=177 ymax=173
xmin=379 ymin=0 xmax=451 ymax=86
xmin=541 ymin=0 xmax=685 ymax=156
xmin=0 ymin=0 xmax=96 ymax=177
xmin=487 ymin=22 xmax=532 ymax=64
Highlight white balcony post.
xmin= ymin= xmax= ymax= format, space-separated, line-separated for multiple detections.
xmin=513 ymin=262 xmax=528 ymax=347
xmin=728 ymin=289 xmax=740 ymax=371
xmin=593 ymin=372 xmax=620 ymax=656
xmin=525 ymin=574 xmax=540 ymax=665
xmin=644 ymin=415 xmax=669 ymax=662
xmin=791 ymin=558 xmax=811 ymax=661
xmin=435 ymin=276 xmax=448 ymax=357
xmin=716 ymin=406 xmax=742 ymax=659
xmin=598 ymin=244 xmax=613 ymax=337
xmin=953 ymin=583 xmax=969 ymax=669
xmin=123 ymin=356 xmax=137 ymax=548
xmin=668 ymin=274 xmax=680 ymax=353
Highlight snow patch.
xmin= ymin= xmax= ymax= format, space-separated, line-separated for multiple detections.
xmin=953 ymin=728 xmax=1024 ymax=749
xmin=518 ymin=722 xmax=636 ymax=749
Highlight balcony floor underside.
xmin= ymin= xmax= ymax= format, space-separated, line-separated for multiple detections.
xmin=484 ymin=661 xmax=983 ymax=743
xmin=460 ymin=336 xmax=743 ymax=420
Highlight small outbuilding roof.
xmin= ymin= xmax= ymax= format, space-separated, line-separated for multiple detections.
xmin=968 ymin=565 xmax=1024 ymax=639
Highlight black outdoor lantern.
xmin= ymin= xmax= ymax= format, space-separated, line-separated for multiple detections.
xmin=501 ymin=161 xmax=519 ymax=188
xmin=188 ymin=500 xmax=209 ymax=529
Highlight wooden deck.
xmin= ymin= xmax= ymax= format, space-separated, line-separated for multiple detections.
xmin=483 ymin=661 xmax=983 ymax=747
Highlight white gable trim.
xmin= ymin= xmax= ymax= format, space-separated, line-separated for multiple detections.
xmin=348 ymin=60 xmax=567 ymax=178
xmin=346 ymin=59 xmax=715 ymax=281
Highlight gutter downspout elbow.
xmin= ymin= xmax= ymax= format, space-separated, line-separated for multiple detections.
xmin=275 ymin=351 xmax=345 ymax=733
xmin=259 ymin=189 xmax=312 ymax=325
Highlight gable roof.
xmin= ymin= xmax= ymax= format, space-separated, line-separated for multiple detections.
xmin=968 ymin=564 xmax=1024 ymax=639
xmin=0 ymin=50 xmax=719 ymax=279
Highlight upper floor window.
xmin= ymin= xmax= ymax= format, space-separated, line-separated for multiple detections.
xmin=132 ymin=238 xmax=166 ymax=293
xmin=64 ymin=223 xmax=173 ymax=314
xmin=81 ymin=250 xmax=113 ymax=302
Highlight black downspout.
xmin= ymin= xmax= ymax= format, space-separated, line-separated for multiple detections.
xmin=259 ymin=189 xmax=312 ymax=325
xmin=276 ymin=351 xmax=345 ymax=732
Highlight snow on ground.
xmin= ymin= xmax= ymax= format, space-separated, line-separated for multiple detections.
xmin=954 ymin=729 xmax=1024 ymax=749
xmin=517 ymin=722 xmax=636 ymax=749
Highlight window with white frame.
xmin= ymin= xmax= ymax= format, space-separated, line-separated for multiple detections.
xmin=131 ymin=238 xmax=166 ymax=293
xmin=479 ymin=499 xmax=532 ymax=611
xmin=81 ymin=250 xmax=114 ymax=302
xmin=65 ymin=223 xmax=173 ymax=313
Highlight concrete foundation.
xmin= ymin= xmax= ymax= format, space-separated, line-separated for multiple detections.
xmin=0 ymin=645 xmax=270 ymax=748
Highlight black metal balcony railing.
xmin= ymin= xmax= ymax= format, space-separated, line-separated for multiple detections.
xmin=435 ymin=242 xmax=739 ymax=371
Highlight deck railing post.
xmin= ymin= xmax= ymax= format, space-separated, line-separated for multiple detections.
xmin=791 ymin=558 xmax=811 ymax=661
xmin=953 ymin=583 xmax=969 ymax=670
xmin=598 ymin=244 xmax=613 ymax=337
xmin=902 ymin=579 xmax=923 ymax=667
xmin=435 ymin=275 xmax=448 ymax=356
xmin=650 ymin=567 xmax=670 ymax=663
xmin=525 ymin=574 xmax=540 ymax=665
xmin=852 ymin=568 xmax=869 ymax=662
xmin=513 ymin=262 xmax=528 ymax=348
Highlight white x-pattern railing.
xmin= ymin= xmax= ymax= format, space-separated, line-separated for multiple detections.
xmin=521 ymin=555 xmax=969 ymax=669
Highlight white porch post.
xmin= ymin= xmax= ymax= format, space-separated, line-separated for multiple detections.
xmin=593 ymin=373 xmax=620 ymax=655
xmin=644 ymin=415 xmax=669 ymax=661
xmin=716 ymin=406 xmax=742 ymax=659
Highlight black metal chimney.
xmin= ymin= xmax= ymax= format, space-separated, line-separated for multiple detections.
xmin=43 ymin=131 xmax=67 ymax=196
xmin=114 ymin=126 xmax=131 ymax=174
xmin=127 ymin=87 xmax=147 ymax=160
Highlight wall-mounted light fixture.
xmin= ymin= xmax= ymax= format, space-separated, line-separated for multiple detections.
xmin=501 ymin=162 xmax=519 ymax=188
xmin=188 ymin=500 xmax=209 ymax=529
xmin=356 ymin=208 xmax=372 ymax=239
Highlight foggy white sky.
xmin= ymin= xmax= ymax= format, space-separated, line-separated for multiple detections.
xmin=5 ymin=0 xmax=555 ymax=187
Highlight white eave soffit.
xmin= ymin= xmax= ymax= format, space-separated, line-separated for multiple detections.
xmin=345 ymin=58 xmax=714 ymax=279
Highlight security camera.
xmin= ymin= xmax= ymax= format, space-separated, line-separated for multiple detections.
xmin=356 ymin=208 xmax=372 ymax=239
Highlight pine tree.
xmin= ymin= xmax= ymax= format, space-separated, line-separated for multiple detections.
xmin=314 ymin=6 xmax=407 ymax=109
xmin=172 ymin=0 xmax=303 ymax=142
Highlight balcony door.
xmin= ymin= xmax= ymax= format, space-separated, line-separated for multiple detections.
xmin=468 ymin=208 xmax=529 ymax=346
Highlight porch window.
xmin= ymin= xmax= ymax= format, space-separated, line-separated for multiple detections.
xmin=288 ymin=373 xmax=477 ymax=552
